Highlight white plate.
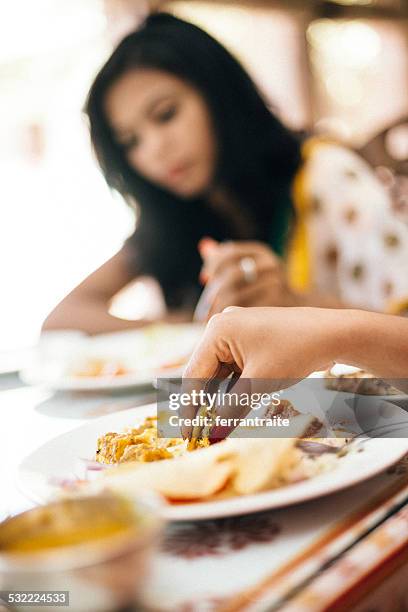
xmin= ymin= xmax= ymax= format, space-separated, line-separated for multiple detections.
xmin=19 ymin=324 xmax=203 ymax=391
xmin=19 ymin=365 xmax=182 ymax=391
xmin=18 ymin=402 xmax=408 ymax=521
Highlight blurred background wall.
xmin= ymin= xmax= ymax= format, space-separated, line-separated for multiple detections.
xmin=1 ymin=0 xmax=407 ymax=357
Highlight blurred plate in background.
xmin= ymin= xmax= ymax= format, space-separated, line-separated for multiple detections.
xmin=19 ymin=324 xmax=203 ymax=391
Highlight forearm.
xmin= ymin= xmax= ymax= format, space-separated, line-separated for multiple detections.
xmin=42 ymin=295 xmax=193 ymax=335
xmin=293 ymin=290 xmax=351 ymax=310
xmin=42 ymin=296 xmax=149 ymax=335
xmin=323 ymin=309 xmax=408 ymax=379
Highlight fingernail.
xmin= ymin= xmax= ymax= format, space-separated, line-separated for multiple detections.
xmin=199 ymin=270 xmax=209 ymax=285
xmin=199 ymin=237 xmax=218 ymax=257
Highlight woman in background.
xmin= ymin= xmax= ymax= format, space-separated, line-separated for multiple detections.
xmin=43 ymin=13 xmax=408 ymax=334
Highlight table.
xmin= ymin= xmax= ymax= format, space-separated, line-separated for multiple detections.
xmin=2 ymin=372 xmax=408 ymax=611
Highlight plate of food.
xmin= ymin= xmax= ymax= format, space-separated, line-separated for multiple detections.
xmin=18 ymin=398 xmax=408 ymax=521
xmin=19 ymin=324 xmax=203 ymax=391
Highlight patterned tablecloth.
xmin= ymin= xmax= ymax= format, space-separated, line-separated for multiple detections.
xmin=140 ymin=456 xmax=408 ymax=612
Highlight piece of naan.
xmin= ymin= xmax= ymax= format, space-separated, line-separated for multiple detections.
xmin=97 ymin=415 xmax=314 ymax=500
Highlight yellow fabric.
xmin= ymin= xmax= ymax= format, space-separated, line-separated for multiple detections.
xmin=287 ymin=137 xmax=328 ymax=292
xmin=287 ymin=153 xmax=310 ymax=292
xmin=287 ymin=136 xmax=340 ymax=292
xmin=387 ymin=298 xmax=408 ymax=315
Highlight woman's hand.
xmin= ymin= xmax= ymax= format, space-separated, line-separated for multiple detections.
xmin=186 ymin=305 xmax=408 ymax=385
xmin=183 ymin=306 xmax=408 ymax=439
xmin=186 ymin=306 xmax=341 ymax=381
xmin=198 ymin=239 xmax=298 ymax=320
xmin=183 ymin=305 xmax=341 ymax=439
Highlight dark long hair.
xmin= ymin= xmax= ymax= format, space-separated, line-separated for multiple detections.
xmin=85 ymin=12 xmax=301 ymax=308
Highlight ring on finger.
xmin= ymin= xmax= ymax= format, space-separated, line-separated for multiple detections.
xmin=239 ymin=256 xmax=257 ymax=283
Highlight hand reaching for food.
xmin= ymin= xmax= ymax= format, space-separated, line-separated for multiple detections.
xmin=187 ymin=306 xmax=408 ymax=380
xmin=187 ymin=306 xmax=339 ymax=380
xmin=185 ymin=305 xmax=339 ymax=440
xmin=183 ymin=306 xmax=408 ymax=439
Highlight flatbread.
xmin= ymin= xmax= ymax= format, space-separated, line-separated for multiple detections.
xmin=97 ymin=415 xmax=314 ymax=500
xmin=226 ymin=414 xmax=315 ymax=494
xmin=100 ymin=443 xmax=235 ymax=500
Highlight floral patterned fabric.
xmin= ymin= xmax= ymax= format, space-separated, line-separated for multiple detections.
xmin=289 ymin=138 xmax=408 ymax=313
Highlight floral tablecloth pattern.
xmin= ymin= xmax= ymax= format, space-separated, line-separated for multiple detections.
xmin=140 ymin=455 xmax=408 ymax=612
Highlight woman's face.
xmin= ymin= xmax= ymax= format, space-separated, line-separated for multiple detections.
xmin=105 ymin=68 xmax=218 ymax=198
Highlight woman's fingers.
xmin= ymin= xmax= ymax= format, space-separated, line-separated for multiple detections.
xmin=206 ymin=375 xmax=251 ymax=441
xmin=183 ymin=343 xmax=225 ymax=379
xmin=198 ymin=237 xmax=219 ymax=283
xmin=182 ymin=306 xmax=309 ymax=440
xmin=180 ymin=363 xmax=233 ymax=439
xmin=201 ymin=241 xmax=278 ymax=282
xmin=180 ymin=314 xmax=240 ymax=438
